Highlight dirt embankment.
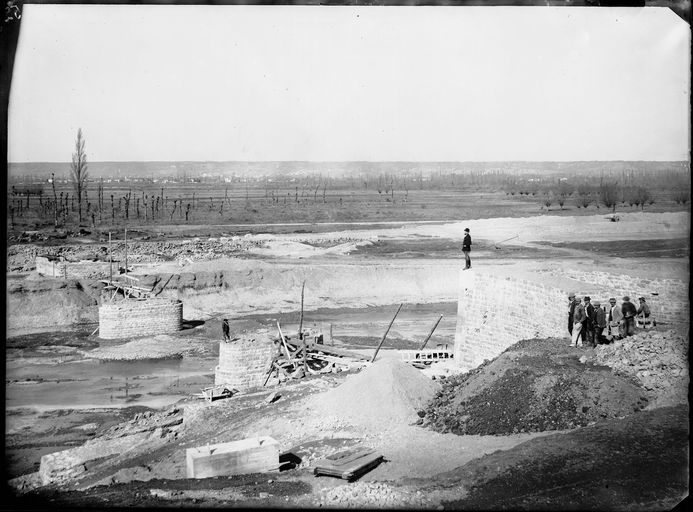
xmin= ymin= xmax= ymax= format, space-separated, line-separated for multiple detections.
xmin=6 ymin=278 xmax=103 ymax=332
xmin=137 ymin=260 xmax=461 ymax=317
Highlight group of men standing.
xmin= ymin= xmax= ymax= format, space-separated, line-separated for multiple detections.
xmin=568 ymin=293 xmax=652 ymax=348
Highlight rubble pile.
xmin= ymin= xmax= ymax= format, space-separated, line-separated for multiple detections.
xmin=581 ymin=329 xmax=689 ymax=407
xmin=317 ymin=481 xmax=430 ymax=508
xmin=6 ymin=237 xmax=263 ymax=272
xmin=424 ymin=338 xmax=649 ymax=436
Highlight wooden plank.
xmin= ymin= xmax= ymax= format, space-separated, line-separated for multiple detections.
xmin=312 ymin=354 xmax=368 ymax=368
xmin=276 ymin=321 xmax=296 ymax=369
xmin=312 ymin=345 xmax=368 ymax=360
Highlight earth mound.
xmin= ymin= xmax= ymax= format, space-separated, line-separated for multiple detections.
xmin=310 ymin=357 xmax=440 ymax=426
xmin=424 ymin=337 xmax=650 ymax=435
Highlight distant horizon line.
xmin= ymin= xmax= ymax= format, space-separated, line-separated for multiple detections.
xmin=10 ymin=159 xmax=690 ymax=165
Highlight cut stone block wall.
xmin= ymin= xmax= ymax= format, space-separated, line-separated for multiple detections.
xmin=98 ymin=298 xmax=183 ymax=339
xmin=454 ymin=269 xmax=689 ymax=372
xmin=35 ymin=256 xmax=67 ymax=278
xmin=562 ymin=270 xmax=689 ymax=326
xmin=215 ymin=331 xmax=277 ymax=391
xmin=36 ymin=256 xmax=115 ymax=280
xmin=454 ymin=270 xmax=566 ymax=371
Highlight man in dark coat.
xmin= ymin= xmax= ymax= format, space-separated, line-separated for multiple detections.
xmin=582 ymin=296 xmax=596 ymax=346
xmin=222 ymin=318 xmax=231 ymax=342
xmin=636 ymin=297 xmax=653 ymax=329
xmin=462 ymin=228 xmax=472 ymax=269
xmin=593 ymin=301 xmax=607 ymax=344
xmin=621 ymin=296 xmax=637 ymax=337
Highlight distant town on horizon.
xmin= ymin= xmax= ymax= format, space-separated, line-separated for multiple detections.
xmin=8 ymin=160 xmax=691 ymax=182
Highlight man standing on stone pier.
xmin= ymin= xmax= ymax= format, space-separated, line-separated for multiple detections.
xmin=462 ymin=228 xmax=472 ymax=270
xmin=222 ymin=319 xmax=231 ymax=342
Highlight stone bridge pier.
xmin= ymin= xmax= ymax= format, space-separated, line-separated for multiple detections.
xmin=454 ymin=270 xmax=566 ymax=371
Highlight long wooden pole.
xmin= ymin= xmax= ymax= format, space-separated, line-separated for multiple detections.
xmin=276 ymin=321 xmax=294 ymax=367
xmin=124 ymin=227 xmax=128 ymax=275
xmin=108 ymin=231 xmax=113 ymax=282
xmin=419 ymin=315 xmax=443 ymax=351
xmin=298 ymin=280 xmax=305 ymax=340
xmin=371 ymin=303 xmax=403 ymax=363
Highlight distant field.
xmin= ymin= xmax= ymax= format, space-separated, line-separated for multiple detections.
xmin=6 ymin=179 xmax=690 ymax=237
xmin=536 ymin=238 xmax=690 ymax=259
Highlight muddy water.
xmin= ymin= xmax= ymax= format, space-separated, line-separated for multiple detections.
xmin=5 ymin=302 xmax=458 ymax=412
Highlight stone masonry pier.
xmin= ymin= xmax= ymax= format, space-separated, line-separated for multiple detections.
xmin=454 ymin=270 xmax=565 ymax=371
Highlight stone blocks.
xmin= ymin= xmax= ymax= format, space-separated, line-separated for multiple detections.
xmin=98 ymin=298 xmax=183 ymax=339
xmin=185 ymin=436 xmax=279 ymax=478
xmin=454 ymin=270 xmax=566 ymax=370
xmin=214 ymin=331 xmax=276 ymax=391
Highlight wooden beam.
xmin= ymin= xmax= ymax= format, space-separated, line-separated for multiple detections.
xmin=371 ymin=303 xmax=403 ymax=363
xmin=419 ymin=314 xmax=443 ymax=351
xmin=313 ymin=345 xmax=368 ymax=360
xmin=276 ymin=321 xmax=295 ymax=368
xmin=298 ymin=280 xmax=305 ymax=340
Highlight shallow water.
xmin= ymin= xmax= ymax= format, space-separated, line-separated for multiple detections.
xmin=5 ymin=302 xmax=457 ymax=411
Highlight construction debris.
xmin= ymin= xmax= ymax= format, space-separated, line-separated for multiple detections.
xmin=200 ymin=385 xmax=236 ymax=403
xmin=263 ymin=323 xmax=369 ymax=385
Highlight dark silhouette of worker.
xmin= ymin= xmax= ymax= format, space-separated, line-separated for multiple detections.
xmin=462 ymin=228 xmax=472 ymax=269
xmin=222 ymin=319 xmax=231 ymax=342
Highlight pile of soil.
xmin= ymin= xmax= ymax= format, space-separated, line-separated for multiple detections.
xmin=309 ymin=358 xmax=439 ymax=426
xmin=580 ymin=329 xmax=689 ymax=408
xmin=424 ymin=338 xmax=649 ymax=435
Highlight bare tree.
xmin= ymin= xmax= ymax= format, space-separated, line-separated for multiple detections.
xmin=70 ymin=128 xmax=89 ymax=223
xmin=599 ymin=180 xmax=619 ymax=212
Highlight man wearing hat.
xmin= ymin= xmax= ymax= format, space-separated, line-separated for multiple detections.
xmin=571 ymin=296 xmax=587 ymax=347
xmin=636 ymin=297 xmax=652 ymax=329
xmin=592 ymin=300 xmax=607 ymax=344
xmin=621 ymin=296 xmax=637 ymax=337
xmin=582 ymin=296 xmax=596 ymax=347
xmin=567 ymin=293 xmax=579 ymax=338
xmin=462 ymin=228 xmax=472 ymax=270
xmin=606 ymin=297 xmax=623 ymax=342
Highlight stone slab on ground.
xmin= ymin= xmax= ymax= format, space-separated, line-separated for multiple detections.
xmin=186 ymin=436 xmax=280 ymax=479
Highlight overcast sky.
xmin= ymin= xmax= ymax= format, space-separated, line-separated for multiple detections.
xmin=8 ymin=5 xmax=690 ymax=163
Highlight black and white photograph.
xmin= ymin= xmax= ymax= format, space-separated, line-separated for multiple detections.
xmin=3 ymin=1 xmax=690 ymax=508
